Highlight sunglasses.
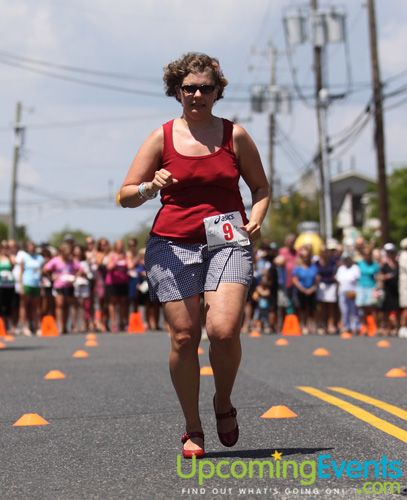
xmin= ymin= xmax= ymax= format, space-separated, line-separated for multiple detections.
xmin=181 ymin=84 xmax=216 ymax=95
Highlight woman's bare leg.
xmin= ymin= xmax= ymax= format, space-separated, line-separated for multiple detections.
xmin=205 ymin=283 xmax=248 ymax=435
xmin=163 ymin=295 xmax=203 ymax=452
xmin=54 ymin=295 xmax=64 ymax=333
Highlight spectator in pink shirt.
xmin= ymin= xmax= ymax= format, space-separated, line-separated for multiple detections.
xmin=44 ymin=242 xmax=81 ymax=333
xmin=105 ymin=240 xmax=129 ymax=332
xmin=278 ymin=233 xmax=298 ymax=306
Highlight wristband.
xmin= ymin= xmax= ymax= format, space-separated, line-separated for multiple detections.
xmin=138 ymin=182 xmax=158 ymax=200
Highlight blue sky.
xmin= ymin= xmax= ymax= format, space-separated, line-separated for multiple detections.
xmin=0 ymin=0 xmax=406 ymax=243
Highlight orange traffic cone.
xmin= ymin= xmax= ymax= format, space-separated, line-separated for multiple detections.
xmin=40 ymin=315 xmax=59 ymax=336
xmin=127 ymin=312 xmax=145 ymax=334
xmin=13 ymin=413 xmax=49 ymax=426
xmin=281 ymin=314 xmax=301 ymax=336
xmin=249 ymin=330 xmax=261 ymax=338
xmin=44 ymin=370 xmax=66 ymax=380
xmin=85 ymin=339 xmax=98 ymax=347
xmin=366 ymin=315 xmax=377 ymax=337
xmin=275 ymin=338 xmax=289 ymax=346
xmin=376 ymin=340 xmax=390 ymax=348
xmin=200 ymin=366 xmax=213 ymax=376
xmin=385 ymin=367 xmax=407 ymax=378
xmin=261 ymin=405 xmax=298 ymax=419
xmin=73 ymin=350 xmax=89 ymax=358
xmin=313 ymin=348 xmax=331 ymax=356
xmin=0 ymin=317 xmax=7 ymax=337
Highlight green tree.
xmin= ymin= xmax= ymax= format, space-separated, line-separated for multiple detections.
xmin=368 ymin=167 xmax=407 ymax=244
xmin=16 ymin=225 xmax=29 ymax=242
xmin=49 ymin=228 xmax=92 ymax=247
xmin=266 ymin=192 xmax=320 ymax=244
xmin=0 ymin=222 xmax=29 ymax=243
xmin=0 ymin=221 xmax=8 ymax=241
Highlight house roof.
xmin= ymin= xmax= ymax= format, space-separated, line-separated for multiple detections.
xmin=331 ymin=171 xmax=376 ymax=185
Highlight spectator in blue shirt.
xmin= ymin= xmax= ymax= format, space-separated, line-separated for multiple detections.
xmin=356 ymin=245 xmax=380 ymax=334
xmin=19 ymin=241 xmax=45 ymax=336
xmin=292 ymin=246 xmax=319 ymax=334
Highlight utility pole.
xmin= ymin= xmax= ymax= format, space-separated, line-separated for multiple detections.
xmin=9 ymin=101 xmax=24 ymax=241
xmin=318 ymin=88 xmax=333 ymax=240
xmin=311 ymin=0 xmax=327 ymax=239
xmin=250 ymin=44 xmax=290 ymax=213
xmin=283 ymin=3 xmax=347 ymax=241
xmin=367 ymin=0 xmax=389 ymax=244
xmin=268 ymin=45 xmax=278 ymax=203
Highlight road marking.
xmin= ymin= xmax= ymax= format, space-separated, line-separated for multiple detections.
xmin=328 ymin=387 xmax=407 ymax=422
xmin=297 ymin=386 xmax=407 ymax=444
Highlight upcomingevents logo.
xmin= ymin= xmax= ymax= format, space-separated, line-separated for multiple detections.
xmin=176 ymin=451 xmax=403 ymax=494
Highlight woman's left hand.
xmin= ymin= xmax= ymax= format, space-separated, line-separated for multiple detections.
xmin=242 ymin=221 xmax=261 ymax=241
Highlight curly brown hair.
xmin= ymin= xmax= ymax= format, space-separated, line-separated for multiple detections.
xmin=163 ymin=52 xmax=228 ymax=102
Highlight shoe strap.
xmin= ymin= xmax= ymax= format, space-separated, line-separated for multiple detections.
xmin=181 ymin=431 xmax=204 ymax=444
xmin=215 ymin=406 xmax=237 ymax=420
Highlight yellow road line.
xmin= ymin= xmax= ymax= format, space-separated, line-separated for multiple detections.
xmin=297 ymin=386 xmax=407 ymax=444
xmin=328 ymin=387 xmax=407 ymax=422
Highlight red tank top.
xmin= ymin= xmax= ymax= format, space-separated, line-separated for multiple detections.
xmin=150 ymin=119 xmax=248 ymax=243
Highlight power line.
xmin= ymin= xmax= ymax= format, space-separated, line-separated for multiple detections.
xmin=0 ymin=56 xmax=251 ymax=102
xmin=275 ymin=119 xmax=311 ymax=167
xmin=0 ymin=112 xmax=167 ymax=132
xmin=383 ymin=82 xmax=407 ymax=99
xmin=0 ymin=49 xmax=159 ymax=82
xmin=0 ymin=57 xmax=165 ymax=97
xmin=383 ymin=68 xmax=407 ymax=85
xmin=329 ymin=115 xmax=371 ymax=161
xmin=329 ymin=104 xmax=372 ymax=147
xmin=327 ymin=76 xmax=407 ymax=144
xmin=17 ymin=184 xmax=115 ymax=210
xmin=329 ymin=100 xmax=372 ymax=139
xmin=384 ymin=93 xmax=407 ymax=111
xmin=2 ymin=49 xmax=404 ymax=108
xmin=284 ymin=44 xmax=315 ymax=109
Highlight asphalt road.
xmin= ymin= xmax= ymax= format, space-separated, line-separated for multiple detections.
xmin=0 ymin=330 xmax=406 ymax=500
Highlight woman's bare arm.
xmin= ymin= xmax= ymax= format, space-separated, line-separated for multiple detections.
xmin=233 ymin=124 xmax=270 ymax=241
xmin=119 ymin=127 xmax=178 ymax=208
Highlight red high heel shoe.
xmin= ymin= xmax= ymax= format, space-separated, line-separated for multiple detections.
xmin=181 ymin=431 xmax=205 ymax=459
xmin=213 ymin=395 xmax=239 ymax=447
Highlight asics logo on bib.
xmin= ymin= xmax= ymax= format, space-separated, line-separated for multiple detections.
xmin=214 ymin=214 xmax=235 ymax=224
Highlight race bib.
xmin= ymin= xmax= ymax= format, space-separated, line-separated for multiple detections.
xmin=204 ymin=211 xmax=250 ymax=251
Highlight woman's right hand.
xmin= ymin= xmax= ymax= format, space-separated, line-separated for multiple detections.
xmin=150 ymin=169 xmax=178 ymax=193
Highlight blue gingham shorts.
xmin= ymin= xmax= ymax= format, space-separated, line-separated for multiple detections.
xmin=145 ymin=236 xmax=253 ymax=303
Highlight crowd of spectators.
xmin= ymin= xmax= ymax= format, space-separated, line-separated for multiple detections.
xmin=0 ymin=235 xmax=158 ymax=335
xmin=0 ymin=233 xmax=406 ymax=337
xmin=245 ymin=234 xmax=407 ymax=337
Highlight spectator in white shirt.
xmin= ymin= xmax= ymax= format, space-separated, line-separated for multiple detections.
xmin=335 ymin=252 xmax=361 ymax=334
